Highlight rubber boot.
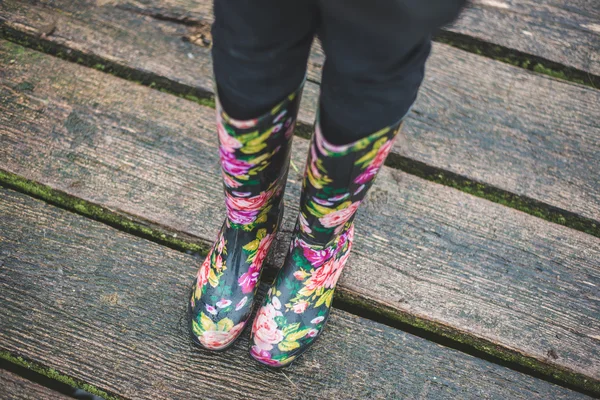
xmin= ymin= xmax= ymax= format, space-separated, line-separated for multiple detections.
xmin=249 ymin=118 xmax=402 ymax=367
xmin=189 ymin=85 xmax=303 ymax=351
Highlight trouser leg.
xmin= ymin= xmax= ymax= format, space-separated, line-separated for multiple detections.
xmin=316 ymin=0 xmax=466 ymax=145
xmin=212 ymin=0 xmax=317 ymax=119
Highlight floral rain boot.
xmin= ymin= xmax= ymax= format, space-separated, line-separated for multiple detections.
xmin=249 ymin=118 xmax=402 ymax=367
xmin=189 ymin=86 xmax=303 ymax=351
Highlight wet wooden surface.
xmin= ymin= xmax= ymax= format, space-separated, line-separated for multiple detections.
xmin=0 ymin=188 xmax=592 ymax=400
xmin=1 ymin=0 xmax=599 ymax=222
xmin=1 ymin=41 xmax=599 ymax=383
xmin=0 ymin=369 xmax=71 ymax=400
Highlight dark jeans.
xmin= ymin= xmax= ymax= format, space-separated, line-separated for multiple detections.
xmin=212 ymin=0 xmax=466 ymax=144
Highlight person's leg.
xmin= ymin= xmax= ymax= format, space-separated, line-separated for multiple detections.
xmin=249 ymin=0 xmax=466 ymax=366
xmin=212 ymin=0 xmax=318 ymax=119
xmin=317 ymin=0 xmax=466 ymax=144
xmin=189 ymin=0 xmax=317 ymax=351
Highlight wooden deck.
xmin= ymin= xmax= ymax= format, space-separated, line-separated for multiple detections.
xmin=0 ymin=0 xmax=599 ymax=398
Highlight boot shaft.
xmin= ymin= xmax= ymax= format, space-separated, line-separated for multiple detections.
xmin=217 ymin=90 xmax=303 ymax=229
xmin=249 ymin=118 xmax=404 ymax=367
xmin=189 ymin=85 xmax=305 ymax=351
xmin=297 ymin=120 xmax=403 ymax=246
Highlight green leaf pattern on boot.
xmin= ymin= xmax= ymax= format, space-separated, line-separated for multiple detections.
xmin=189 ymin=87 xmax=303 ymax=350
xmin=250 ymin=119 xmax=403 ymax=366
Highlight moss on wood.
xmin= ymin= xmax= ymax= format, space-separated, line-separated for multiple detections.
xmin=0 ymin=27 xmax=216 ymax=109
xmin=0 ymin=350 xmax=121 ymax=400
xmin=0 ymin=169 xmax=209 ymax=254
xmin=334 ymin=290 xmax=600 ymax=396
xmin=434 ymin=31 xmax=598 ymax=88
xmin=385 ymin=153 xmax=599 ymax=238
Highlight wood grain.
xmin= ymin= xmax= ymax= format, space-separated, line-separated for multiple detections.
xmin=0 ymin=188 xmax=591 ymax=400
xmin=0 ymin=369 xmax=71 ymax=400
xmin=1 ymin=41 xmax=599 ymax=383
xmin=1 ymin=0 xmax=599 ymax=223
xmin=449 ymin=0 xmax=600 ymax=76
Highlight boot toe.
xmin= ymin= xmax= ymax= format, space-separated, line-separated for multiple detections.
xmin=189 ymin=287 xmax=249 ymax=351
xmin=196 ymin=321 xmax=247 ymax=351
xmin=190 ymin=310 xmax=248 ymax=351
xmin=249 ymin=344 xmax=297 ymax=368
xmin=249 ymin=325 xmax=322 ymax=368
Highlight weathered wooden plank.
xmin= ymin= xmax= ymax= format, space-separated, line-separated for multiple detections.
xmin=0 ymin=369 xmax=71 ymax=400
xmin=448 ymin=0 xmax=600 ymax=77
xmin=1 ymin=0 xmax=599 ymax=224
xmin=0 ymin=188 xmax=591 ymax=400
xmin=1 ymin=41 xmax=599 ymax=385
